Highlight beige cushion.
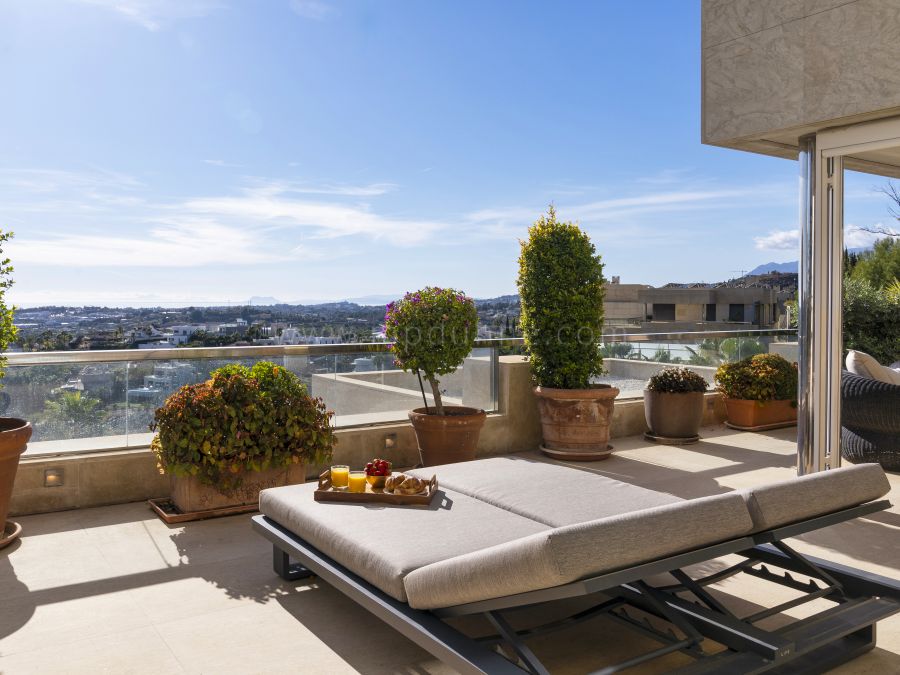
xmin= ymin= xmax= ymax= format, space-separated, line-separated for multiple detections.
xmin=403 ymin=491 xmax=753 ymax=609
xmin=409 ymin=457 xmax=681 ymax=526
xmin=740 ymin=463 xmax=890 ymax=532
xmin=846 ymin=349 xmax=900 ymax=385
xmin=259 ymin=482 xmax=548 ymax=602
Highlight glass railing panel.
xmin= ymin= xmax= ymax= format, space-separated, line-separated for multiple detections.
xmin=312 ymin=347 xmax=497 ymax=428
xmin=7 ymin=331 xmax=794 ymax=455
xmin=5 ymin=361 xmax=130 ymax=455
xmin=598 ymin=329 xmax=798 ymax=399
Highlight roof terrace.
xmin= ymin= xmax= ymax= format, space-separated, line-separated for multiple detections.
xmin=2 ymin=426 xmax=898 ymax=673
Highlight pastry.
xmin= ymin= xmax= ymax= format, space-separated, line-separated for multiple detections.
xmin=385 ymin=473 xmax=407 ymax=492
xmin=396 ymin=476 xmax=427 ymax=495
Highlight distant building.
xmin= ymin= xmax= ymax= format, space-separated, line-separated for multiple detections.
xmin=165 ymin=325 xmax=205 ymax=346
xmin=602 ymin=275 xmax=795 ymax=332
xmin=277 ymin=328 xmax=340 ymax=345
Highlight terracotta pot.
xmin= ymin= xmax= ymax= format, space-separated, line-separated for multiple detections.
xmin=643 ymin=390 xmax=704 ymax=439
xmin=408 ymin=406 xmax=486 ymax=467
xmin=171 ymin=463 xmax=305 ymax=514
xmin=724 ymin=398 xmax=797 ymax=429
xmin=0 ymin=418 xmax=33 ymax=549
xmin=534 ymin=386 xmax=619 ymax=461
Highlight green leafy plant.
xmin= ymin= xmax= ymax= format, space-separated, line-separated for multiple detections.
xmin=715 ymin=353 xmax=798 ymax=403
xmin=647 ymin=367 xmax=709 ymax=394
xmin=384 ymin=287 xmax=477 ymax=416
xmin=517 ymin=207 xmax=605 ymax=389
xmin=843 ymin=277 xmax=900 ymax=364
xmin=0 ymin=231 xmax=17 ymax=386
xmin=150 ymin=361 xmax=334 ymax=492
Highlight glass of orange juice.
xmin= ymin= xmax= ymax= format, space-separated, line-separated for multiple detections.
xmin=348 ymin=471 xmax=367 ymax=493
xmin=330 ymin=465 xmax=349 ymax=489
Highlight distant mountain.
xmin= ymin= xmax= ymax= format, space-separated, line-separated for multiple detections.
xmin=341 ymin=294 xmax=401 ymax=306
xmin=748 ymin=246 xmax=871 ymax=277
xmin=248 ymin=296 xmax=283 ymax=306
xmin=748 ymin=261 xmax=797 ymax=275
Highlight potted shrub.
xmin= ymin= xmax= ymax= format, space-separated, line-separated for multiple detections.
xmin=385 ymin=286 xmax=485 ymax=466
xmin=151 ymin=361 xmax=334 ymax=514
xmin=517 ymin=207 xmax=618 ymax=460
xmin=715 ymin=353 xmax=798 ymax=430
xmin=644 ymin=367 xmax=709 ymax=443
xmin=0 ymin=231 xmax=32 ymax=550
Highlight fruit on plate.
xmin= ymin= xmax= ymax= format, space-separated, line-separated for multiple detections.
xmin=365 ymin=458 xmax=392 ymax=477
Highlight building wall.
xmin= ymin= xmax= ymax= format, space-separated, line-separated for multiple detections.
xmin=702 ymin=0 xmax=900 ymax=154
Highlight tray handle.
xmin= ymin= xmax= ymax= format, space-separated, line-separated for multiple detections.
xmin=318 ymin=469 xmax=331 ymax=490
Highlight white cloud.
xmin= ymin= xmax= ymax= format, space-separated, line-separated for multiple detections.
xmin=845 ymin=222 xmax=899 ymax=247
xmin=754 ymin=229 xmax=798 ymax=251
xmin=289 ymin=0 xmax=337 ymax=21
xmin=754 ymin=223 xmax=898 ymax=251
xmin=68 ymin=0 xmax=222 ymax=31
xmin=202 ymin=159 xmax=243 ymax=168
xmin=4 ymin=169 xmax=441 ymax=268
xmin=11 ymin=218 xmax=283 ymax=268
xmin=181 ymin=183 xmax=442 ymax=246
xmin=465 ymin=188 xmax=753 ymax=240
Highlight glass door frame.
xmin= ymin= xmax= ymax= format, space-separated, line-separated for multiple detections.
xmin=798 ymin=116 xmax=900 ymax=474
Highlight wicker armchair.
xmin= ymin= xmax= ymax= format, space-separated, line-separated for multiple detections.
xmin=841 ymin=370 xmax=900 ymax=471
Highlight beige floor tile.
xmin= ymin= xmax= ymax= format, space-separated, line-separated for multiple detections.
xmin=0 ymin=588 xmax=151 ymax=656
xmin=0 ymin=530 xmax=115 ymax=598
xmin=0 ymin=626 xmax=184 ymax=675
xmin=2 ymin=426 xmax=898 ymax=674
xmin=126 ymin=553 xmax=290 ymax=624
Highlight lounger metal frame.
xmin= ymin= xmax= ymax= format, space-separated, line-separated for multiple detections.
xmin=252 ymin=499 xmax=900 ymax=674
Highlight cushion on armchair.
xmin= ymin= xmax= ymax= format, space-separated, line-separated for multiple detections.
xmin=846 ymin=350 xmax=900 ymax=385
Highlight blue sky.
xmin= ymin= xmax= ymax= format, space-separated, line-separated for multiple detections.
xmin=1 ymin=0 xmax=896 ymax=307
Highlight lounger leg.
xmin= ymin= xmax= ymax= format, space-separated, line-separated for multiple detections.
xmin=273 ymin=545 xmax=314 ymax=581
xmin=484 ymin=611 xmax=550 ymax=675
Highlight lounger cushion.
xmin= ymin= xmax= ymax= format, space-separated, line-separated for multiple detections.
xmin=740 ymin=463 xmax=890 ymax=531
xmin=259 ymin=482 xmax=548 ymax=602
xmin=407 ymin=457 xmax=681 ymax=526
xmin=403 ymin=491 xmax=753 ymax=609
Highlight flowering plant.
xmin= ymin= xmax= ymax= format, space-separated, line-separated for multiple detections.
xmin=384 ymin=286 xmax=478 ymax=416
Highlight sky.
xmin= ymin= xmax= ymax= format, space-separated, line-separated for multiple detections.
xmin=1 ymin=0 xmax=897 ymax=307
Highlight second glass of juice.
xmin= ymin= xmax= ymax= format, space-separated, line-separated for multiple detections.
xmin=348 ymin=470 xmax=367 ymax=493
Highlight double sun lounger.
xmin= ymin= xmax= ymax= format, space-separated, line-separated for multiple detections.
xmin=252 ymin=457 xmax=900 ymax=674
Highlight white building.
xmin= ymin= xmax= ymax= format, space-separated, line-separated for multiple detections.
xmin=277 ymin=328 xmax=341 ymax=346
xmin=165 ymin=325 xmax=205 ymax=346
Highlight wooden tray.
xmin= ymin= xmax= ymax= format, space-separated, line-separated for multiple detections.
xmin=725 ymin=420 xmax=798 ymax=432
xmin=148 ymin=498 xmax=259 ymax=524
xmin=314 ymin=470 xmax=438 ymax=505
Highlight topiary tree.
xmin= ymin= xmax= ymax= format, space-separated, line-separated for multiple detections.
xmin=384 ymin=287 xmax=478 ymax=416
xmin=517 ymin=207 xmax=605 ymax=389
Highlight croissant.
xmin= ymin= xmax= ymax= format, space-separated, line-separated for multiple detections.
xmin=396 ymin=476 xmax=427 ymax=495
xmin=385 ymin=473 xmax=407 ymax=492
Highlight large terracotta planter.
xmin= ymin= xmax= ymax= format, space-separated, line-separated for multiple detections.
xmin=724 ymin=398 xmax=797 ymax=430
xmin=171 ymin=463 xmax=305 ymax=514
xmin=643 ymin=390 xmax=704 ymax=440
xmin=0 ymin=418 xmax=32 ymax=550
xmin=534 ymin=385 xmax=619 ymax=461
xmin=408 ymin=406 xmax=486 ymax=467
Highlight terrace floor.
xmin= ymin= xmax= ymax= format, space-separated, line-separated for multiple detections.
xmin=1 ymin=425 xmax=899 ymax=674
